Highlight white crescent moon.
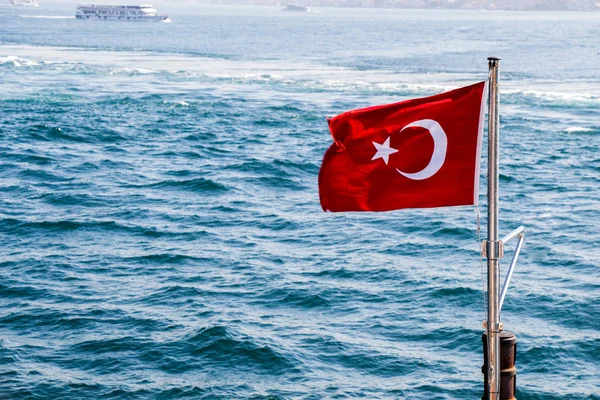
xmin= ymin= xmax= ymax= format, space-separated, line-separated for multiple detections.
xmin=396 ymin=119 xmax=447 ymax=181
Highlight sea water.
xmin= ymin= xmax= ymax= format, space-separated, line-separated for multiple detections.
xmin=1 ymin=3 xmax=599 ymax=399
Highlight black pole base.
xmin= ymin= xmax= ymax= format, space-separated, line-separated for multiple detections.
xmin=482 ymin=331 xmax=517 ymax=400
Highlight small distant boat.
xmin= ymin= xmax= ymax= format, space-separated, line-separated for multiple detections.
xmin=282 ymin=4 xmax=309 ymax=12
xmin=76 ymin=4 xmax=170 ymax=22
xmin=11 ymin=0 xmax=40 ymax=6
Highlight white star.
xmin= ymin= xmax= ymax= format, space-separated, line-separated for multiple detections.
xmin=371 ymin=137 xmax=398 ymax=165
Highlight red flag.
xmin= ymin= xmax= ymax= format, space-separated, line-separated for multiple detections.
xmin=319 ymin=81 xmax=486 ymax=212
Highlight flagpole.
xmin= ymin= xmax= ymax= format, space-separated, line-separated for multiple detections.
xmin=486 ymin=56 xmax=502 ymax=400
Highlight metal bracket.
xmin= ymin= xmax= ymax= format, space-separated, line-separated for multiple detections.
xmin=499 ymin=232 xmax=526 ymax=312
xmin=482 ymin=321 xmax=504 ymax=331
xmin=502 ymin=226 xmax=525 ymax=245
xmin=481 ymin=240 xmax=504 ymax=259
xmin=481 ymin=226 xmax=524 ymax=259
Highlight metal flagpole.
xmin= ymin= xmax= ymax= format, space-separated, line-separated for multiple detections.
xmin=485 ymin=56 xmax=502 ymax=400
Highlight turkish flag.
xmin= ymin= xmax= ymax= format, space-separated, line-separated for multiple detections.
xmin=319 ymin=81 xmax=486 ymax=212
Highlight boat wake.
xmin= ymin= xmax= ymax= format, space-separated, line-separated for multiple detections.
xmin=19 ymin=15 xmax=75 ymax=19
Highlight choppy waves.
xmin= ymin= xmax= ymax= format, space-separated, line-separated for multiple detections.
xmin=1 ymin=16 xmax=600 ymax=400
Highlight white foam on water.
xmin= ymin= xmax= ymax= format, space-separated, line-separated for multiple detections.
xmin=504 ymin=88 xmax=600 ymax=105
xmin=2 ymin=44 xmax=598 ymax=111
xmin=202 ymin=73 xmax=296 ymax=85
xmin=107 ymin=67 xmax=157 ymax=75
xmin=0 ymin=55 xmax=38 ymax=67
xmin=302 ymin=79 xmax=453 ymax=97
xmin=564 ymin=126 xmax=595 ymax=133
xmin=0 ymin=44 xmax=470 ymax=85
xmin=163 ymin=100 xmax=190 ymax=107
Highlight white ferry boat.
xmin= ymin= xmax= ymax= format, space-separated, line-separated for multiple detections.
xmin=11 ymin=0 xmax=40 ymax=6
xmin=282 ymin=4 xmax=309 ymax=12
xmin=76 ymin=4 xmax=170 ymax=22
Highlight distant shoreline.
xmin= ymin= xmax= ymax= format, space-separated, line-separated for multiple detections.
xmin=199 ymin=1 xmax=600 ymax=12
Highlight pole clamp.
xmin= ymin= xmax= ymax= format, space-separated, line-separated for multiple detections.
xmin=481 ymin=240 xmax=504 ymax=259
xmin=482 ymin=321 xmax=504 ymax=332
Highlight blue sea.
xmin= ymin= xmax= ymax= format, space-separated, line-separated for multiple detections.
xmin=1 ymin=3 xmax=599 ymax=399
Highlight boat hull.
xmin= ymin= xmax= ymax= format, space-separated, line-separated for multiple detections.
xmin=75 ymin=14 xmax=169 ymax=21
xmin=11 ymin=1 xmax=40 ymax=5
xmin=75 ymin=4 xmax=169 ymax=22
